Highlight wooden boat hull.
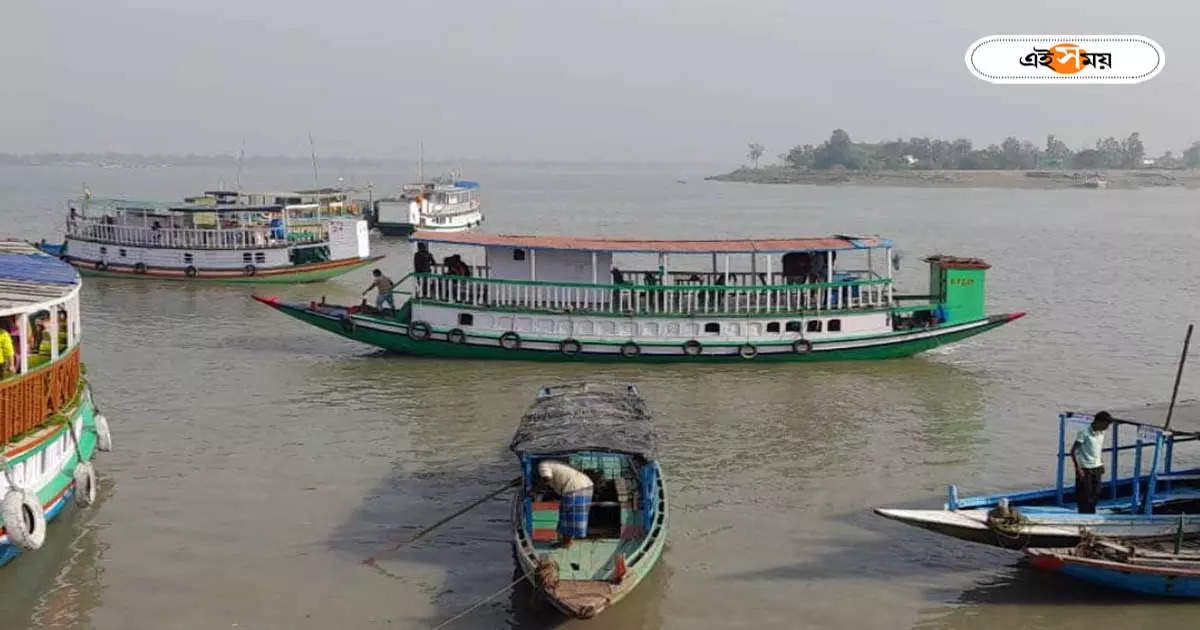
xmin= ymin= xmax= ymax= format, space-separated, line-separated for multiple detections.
xmin=252 ymin=297 xmax=1021 ymax=362
xmin=1 ymin=384 xmax=100 ymax=568
xmin=66 ymin=255 xmax=383 ymax=283
xmin=1028 ymin=548 xmax=1200 ymax=597
xmin=511 ymin=463 xmax=667 ymax=618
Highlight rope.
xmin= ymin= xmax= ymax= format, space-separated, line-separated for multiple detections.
xmin=429 ymin=573 xmax=530 ymax=630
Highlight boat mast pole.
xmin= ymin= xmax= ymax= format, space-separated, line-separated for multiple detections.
xmin=1163 ymin=323 xmax=1194 ymax=430
xmin=309 ymin=132 xmax=319 ymax=187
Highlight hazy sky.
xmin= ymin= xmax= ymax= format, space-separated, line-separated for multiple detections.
xmin=5 ymin=0 xmax=1197 ymax=162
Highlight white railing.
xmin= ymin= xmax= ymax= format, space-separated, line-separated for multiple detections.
xmin=412 ymin=274 xmax=893 ymax=316
xmin=67 ymin=220 xmax=328 ymax=250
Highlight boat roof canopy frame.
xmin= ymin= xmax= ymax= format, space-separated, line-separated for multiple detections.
xmin=412 ymin=231 xmax=893 ymax=255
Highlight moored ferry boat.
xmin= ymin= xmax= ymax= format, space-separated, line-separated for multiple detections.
xmin=876 ymin=402 xmax=1200 ymax=550
xmin=371 ymin=177 xmax=482 ymax=236
xmin=40 ymin=190 xmax=381 ymax=282
xmin=510 ymin=383 xmax=666 ymax=618
xmin=254 ymin=230 xmax=1023 ymax=362
xmin=0 ymin=241 xmax=111 ymax=567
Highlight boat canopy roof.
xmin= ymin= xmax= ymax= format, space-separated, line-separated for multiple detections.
xmin=510 ymin=383 xmax=658 ymax=459
xmin=412 ymin=231 xmax=892 ymax=254
xmin=1105 ymin=400 xmax=1200 ymax=435
xmin=0 ymin=241 xmax=80 ymax=316
xmin=89 ymin=199 xmax=286 ymax=214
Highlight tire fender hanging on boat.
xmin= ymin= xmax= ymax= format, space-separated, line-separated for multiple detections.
xmin=792 ymin=339 xmax=813 ymax=354
xmin=446 ymin=328 xmax=466 ymax=344
xmin=620 ymin=341 xmax=640 ymax=358
xmin=499 ymin=331 xmax=521 ymax=350
xmin=560 ymin=338 xmax=582 ymax=356
xmin=184 ymin=266 xmax=198 ymax=278
xmin=739 ymin=344 xmax=759 ymax=359
xmin=73 ymin=462 xmax=97 ymax=507
xmin=0 ymin=489 xmax=46 ymax=550
xmin=133 ymin=262 xmax=147 ymax=274
xmin=93 ymin=414 xmax=113 ymax=452
xmin=94 ymin=261 xmax=108 ymax=271
xmin=339 ymin=315 xmax=355 ymax=333
xmin=409 ymin=321 xmax=433 ymax=341
xmin=682 ymin=339 xmax=702 ymax=356
xmin=243 ymin=264 xmax=256 ymax=277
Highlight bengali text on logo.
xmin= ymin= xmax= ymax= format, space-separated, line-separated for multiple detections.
xmin=966 ymin=35 xmax=1163 ymax=84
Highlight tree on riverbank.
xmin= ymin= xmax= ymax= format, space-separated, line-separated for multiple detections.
xmin=778 ymin=130 xmax=1170 ymax=171
xmin=747 ymin=143 xmax=765 ymax=169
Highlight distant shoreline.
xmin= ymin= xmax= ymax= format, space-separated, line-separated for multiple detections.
xmin=706 ymin=167 xmax=1200 ymax=189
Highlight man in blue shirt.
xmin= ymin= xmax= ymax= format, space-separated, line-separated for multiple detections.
xmin=1071 ymin=411 xmax=1114 ymax=514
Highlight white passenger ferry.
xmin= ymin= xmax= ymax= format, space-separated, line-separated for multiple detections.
xmin=40 ymin=190 xmax=380 ymax=282
xmin=256 ymin=230 xmax=1024 ymax=362
xmin=371 ymin=177 xmax=482 ymax=236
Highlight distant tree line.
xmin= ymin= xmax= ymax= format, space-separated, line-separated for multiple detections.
xmin=765 ymin=130 xmax=1200 ymax=171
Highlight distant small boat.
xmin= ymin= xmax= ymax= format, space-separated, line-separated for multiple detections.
xmin=1028 ymin=533 xmax=1200 ymax=597
xmin=1081 ymin=174 xmax=1108 ymax=189
xmin=510 ymin=383 xmax=667 ymax=619
xmin=676 ymin=179 xmax=687 ymax=184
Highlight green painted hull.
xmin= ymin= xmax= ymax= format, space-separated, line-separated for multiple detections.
xmin=76 ymin=257 xmax=378 ymax=283
xmin=257 ymin=298 xmax=1022 ymax=362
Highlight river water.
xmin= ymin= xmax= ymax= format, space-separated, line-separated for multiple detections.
xmin=1 ymin=162 xmax=1198 ymax=629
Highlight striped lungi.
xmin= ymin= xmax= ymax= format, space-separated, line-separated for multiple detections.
xmin=558 ymin=487 xmax=593 ymax=538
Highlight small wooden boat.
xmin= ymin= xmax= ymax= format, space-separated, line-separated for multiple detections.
xmin=0 ymin=241 xmax=111 ymax=567
xmin=509 ymin=383 xmax=667 ymax=619
xmin=1027 ymin=532 xmax=1200 ymax=597
xmin=877 ymin=402 xmax=1200 ymax=549
xmin=254 ymin=231 xmax=1023 ymax=362
xmin=42 ymin=189 xmax=381 ymax=282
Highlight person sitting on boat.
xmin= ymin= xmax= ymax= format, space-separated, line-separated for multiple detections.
xmin=363 ymin=269 xmax=396 ymax=315
xmin=537 ymin=459 xmax=595 ymax=548
xmin=1071 ymin=411 xmax=1114 ymax=514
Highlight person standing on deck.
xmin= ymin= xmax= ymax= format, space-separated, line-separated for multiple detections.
xmin=0 ymin=316 xmax=15 ymax=378
xmin=413 ymin=242 xmax=435 ymax=298
xmin=363 ymin=269 xmax=396 ymax=315
xmin=1071 ymin=411 xmax=1113 ymax=514
xmin=538 ymin=459 xmax=594 ymax=548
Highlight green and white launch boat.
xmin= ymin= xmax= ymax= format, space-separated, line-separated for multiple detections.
xmin=254 ymin=231 xmax=1023 ymax=362
xmin=0 ymin=241 xmax=111 ymax=567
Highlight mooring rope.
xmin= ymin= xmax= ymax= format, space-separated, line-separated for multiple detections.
xmin=429 ymin=573 xmax=531 ymax=630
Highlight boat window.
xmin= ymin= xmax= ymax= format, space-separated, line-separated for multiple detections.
xmin=184 ymin=253 xmax=193 ymax=264
xmin=704 ymin=322 xmax=720 ymax=334
xmin=828 ymin=319 xmax=842 ymax=332
xmin=254 ymin=252 xmax=266 ymax=264
xmin=785 ymin=321 xmax=802 ymax=332
xmin=99 ymin=246 xmax=107 ymax=256
xmin=766 ymin=322 xmax=781 ymax=333
xmin=513 ymin=248 xmax=526 ymax=261
xmin=807 ymin=320 xmax=822 ymax=333
xmin=243 ymin=252 xmax=253 ymax=263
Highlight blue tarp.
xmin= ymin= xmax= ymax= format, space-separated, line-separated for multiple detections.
xmin=453 ymin=180 xmax=480 ymax=189
xmin=0 ymin=252 xmax=79 ymax=285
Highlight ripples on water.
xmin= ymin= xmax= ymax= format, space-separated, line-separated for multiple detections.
xmin=1 ymin=164 xmax=1198 ymax=628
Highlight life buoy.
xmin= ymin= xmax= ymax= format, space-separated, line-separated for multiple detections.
xmin=93 ymin=414 xmax=112 ymax=452
xmin=94 ymin=261 xmax=108 ymax=271
xmin=446 ymin=328 xmax=466 ymax=344
xmin=620 ymin=342 xmax=640 ymax=358
xmin=408 ymin=321 xmax=433 ymax=340
xmin=499 ymin=332 xmax=521 ymax=350
xmin=73 ymin=462 xmax=97 ymax=508
xmin=243 ymin=264 xmax=256 ymax=277
xmin=184 ymin=265 xmax=198 ymax=278
xmin=0 ymin=489 xmax=46 ymax=550
xmin=682 ymin=339 xmax=702 ymax=356
xmin=739 ymin=344 xmax=759 ymax=359
xmin=560 ymin=338 xmax=582 ymax=356
xmin=133 ymin=262 xmax=147 ymax=274
xmin=792 ymin=339 xmax=813 ymax=354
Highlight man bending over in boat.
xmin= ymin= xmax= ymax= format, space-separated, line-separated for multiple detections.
xmin=363 ymin=269 xmax=396 ymax=315
xmin=1071 ymin=411 xmax=1113 ymax=514
xmin=538 ymin=460 xmax=594 ymax=548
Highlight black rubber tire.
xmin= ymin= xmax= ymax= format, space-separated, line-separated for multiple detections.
xmin=739 ymin=344 xmax=759 ymax=359
xmin=792 ymin=339 xmax=813 ymax=354
xmin=620 ymin=342 xmax=640 ymax=358
xmin=446 ymin=328 xmax=466 ymax=344
xmin=133 ymin=262 xmax=147 ymax=274
xmin=94 ymin=261 xmax=108 ymax=271
xmin=243 ymin=264 xmax=256 ymax=277
xmin=560 ymin=338 xmax=582 ymax=356
xmin=499 ymin=331 xmax=521 ymax=350
xmin=408 ymin=321 xmax=433 ymax=341
xmin=682 ymin=339 xmax=702 ymax=356
xmin=184 ymin=266 xmax=198 ymax=278
xmin=339 ymin=316 xmax=355 ymax=333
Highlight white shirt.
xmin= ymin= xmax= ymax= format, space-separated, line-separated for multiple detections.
xmin=537 ymin=460 xmax=593 ymax=495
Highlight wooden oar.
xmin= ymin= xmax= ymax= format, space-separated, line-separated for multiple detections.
xmin=1164 ymin=323 xmax=1194 ymax=431
xmin=363 ymin=476 xmax=521 ymax=569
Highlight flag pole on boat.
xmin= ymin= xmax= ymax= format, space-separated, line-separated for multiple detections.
xmin=1164 ymin=323 xmax=1194 ymax=430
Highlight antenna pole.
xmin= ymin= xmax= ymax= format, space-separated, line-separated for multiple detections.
xmin=419 ymin=140 xmax=424 ymax=182
xmin=309 ymin=132 xmax=319 ymax=187
xmin=1164 ymin=323 xmax=1194 ymax=430
xmin=236 ymin=138 xmax=245 ymax=192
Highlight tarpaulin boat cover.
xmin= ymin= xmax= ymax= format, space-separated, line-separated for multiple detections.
xmin=510 ymin=382 xmax=658 ymax=459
